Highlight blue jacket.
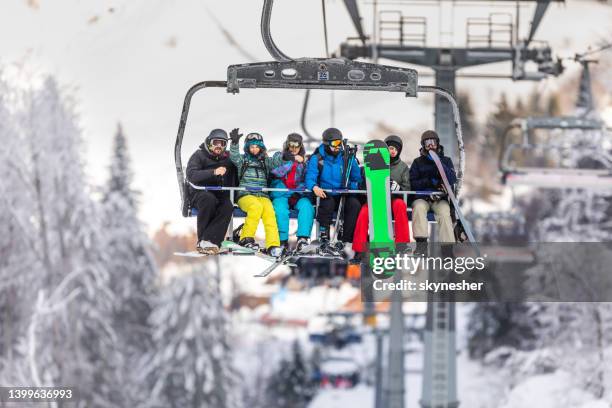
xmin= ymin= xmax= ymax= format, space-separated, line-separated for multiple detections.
xmin=409 ymin=148 xmax=457 ymax=191
xmin=305 ymin=145 xmax=362 ymax=193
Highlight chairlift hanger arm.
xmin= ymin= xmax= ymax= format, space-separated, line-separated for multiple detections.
xmin=343 ymin=0 xmax=367 ymax=45
xmin=261 ymin=0 xmax=292 ymax=62
xmin=300 ymin=90 xmax=316 ymax=143
xmin=174 ymin=81 xmax=227 ymax=204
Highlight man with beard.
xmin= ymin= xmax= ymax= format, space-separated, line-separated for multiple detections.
xmin=305 ymin=128 xmax=362 ymax=256
xmin=186 ymin=129 xmax=237 ymax=254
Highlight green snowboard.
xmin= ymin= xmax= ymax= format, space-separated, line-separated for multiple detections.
xmin=363 ymin=140 xmax=395 ymax=278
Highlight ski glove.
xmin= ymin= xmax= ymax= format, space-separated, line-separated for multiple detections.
xmin=229 ymin=128 xmax=243 ymax=145
xmin=390 ymin=180 xmax=400 ymax=191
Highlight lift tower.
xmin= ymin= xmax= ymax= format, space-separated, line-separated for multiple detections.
xmin=338 ymin=1 xmax=563 ymax=407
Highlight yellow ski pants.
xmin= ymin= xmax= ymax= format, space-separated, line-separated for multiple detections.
xmin=237 ymin=195 xmax=280 ymax=248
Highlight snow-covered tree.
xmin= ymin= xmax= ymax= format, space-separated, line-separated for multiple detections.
xmin=99 ymin=122 xmax=158 ymax=405
xmin=0 ymin=70 xmax=124 ymax=406
xmin=265 ymin=340 xmax=316 ymax=408
xmin=102 ymin=123 xmax=157 ymax=352
xmin=467 ymin=302 xmax=540 ymax=359
xmin=508 ymin=62 xmax=612 ymax=399
xmin=0 ymin=68 xmax=33 ymax=371
xmin=144 ymin=267 xmax=242 ymax=408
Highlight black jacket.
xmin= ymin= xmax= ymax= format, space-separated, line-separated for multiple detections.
xmin=409 ymin=147 xmax=457 ymax=191
xmin=186 ymin=144 xmax=237 ymax=192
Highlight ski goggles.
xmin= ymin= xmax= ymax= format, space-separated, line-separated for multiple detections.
xmin=209 ymin=139 xmax=227 ymax=148
xmin=287 ymin=141 xmax=302 ymax=149
xmin=246 ymin=132 xmax=263 ymax=142
xmin=423 ymin=138 xmax=438 ymax=147
xmin=328 ymin=139 xmax=343 ymax=148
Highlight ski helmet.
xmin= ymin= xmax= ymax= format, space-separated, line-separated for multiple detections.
xmin=244 ymin=132 xmax=266 ymax=155
xmin=322 ymin=127 xmax=343 ymax=144
xmin=283 ymin=133 xmax=305 ymax=154
xmin=204 ymin=128 xmax=229 ymax=155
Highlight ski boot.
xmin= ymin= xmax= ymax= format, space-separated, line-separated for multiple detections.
xmin=238 ymin=237 xmax=260 ymax=251
xmin=295 ymin=236 xmax=311 ymax=254
xmin=349 ymin=251 xmax=363 ymax=265
xmin=266 ymin=246 xmax=286 ymax=258
xmin=280 ymin=240 xmax=290 ymax=253
xmin=318 ymin=242 xmax=343 ymax=258
xmin=196 ymin=240 xmax=219 ymax=255
xmin=318 ymin=227 xmax=343 ymax=258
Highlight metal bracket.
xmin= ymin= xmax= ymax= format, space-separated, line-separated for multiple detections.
xmin=227 ymin=58 xmax=418 ymax=96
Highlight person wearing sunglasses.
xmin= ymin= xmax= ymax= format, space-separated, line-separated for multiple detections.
xmin=186 ymin=128 xmax=237 ymax=254
xmin=351 ymin=135 xmax=411 ymax=261
xmin=229 ymin=128 xmax=284 ymax=256
xmin=304 ymin=127 xmax=362 ymax=255
xmin=409 ymin=130 xmax=457 ymax=243
xmin=269 ymin=133 xmax=315 ymax=253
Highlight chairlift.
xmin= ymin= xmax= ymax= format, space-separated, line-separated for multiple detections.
xmin=499 ymin=117 xmax=612 ymax=189
xmin=174 ymin=0 xmax=474 ymax=250
xmin=173 ymin=58 xmax=470 ymax=224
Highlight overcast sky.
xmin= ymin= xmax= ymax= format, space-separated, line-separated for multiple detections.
xmin=1 ymin=0 xmax=611 ymax=234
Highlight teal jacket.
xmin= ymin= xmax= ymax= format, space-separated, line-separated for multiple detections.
xmin=230 ymin=142 xmax=282 ymax=199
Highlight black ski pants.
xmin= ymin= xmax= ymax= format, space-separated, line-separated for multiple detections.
xmin=191 ymin=190 xmax=234 ymax=246
xmin=316 ymin=194 xmax=361 ymax=242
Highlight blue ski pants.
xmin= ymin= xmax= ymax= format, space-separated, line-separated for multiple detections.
xmin=272 ymin=196 xmax=315 ymax=241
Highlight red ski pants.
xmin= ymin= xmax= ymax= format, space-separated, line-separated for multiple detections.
xmin=352 ymin=198 xmax=411 ymax=253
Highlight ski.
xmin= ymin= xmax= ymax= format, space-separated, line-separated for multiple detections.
xmin=254 ymin=250 xmax=297 ymax=277
xmin=363 ymin=140 xmax=395 ymax=278
xmin=221 ymin=240 xmax=297 ymax=271
xmin=429 ymin=150 xmax=480 ymax=255
xmin=174 ymin=248 xmax=230 ymax=258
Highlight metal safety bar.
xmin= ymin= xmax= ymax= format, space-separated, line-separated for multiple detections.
xmin=187 ymin=182 xmax=445 ymax=197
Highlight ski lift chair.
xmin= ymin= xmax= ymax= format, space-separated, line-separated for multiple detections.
xmin=499 ymin=117 xmax=612 ymax=189
xmin=174 ymin=59 xmax=470 ymax=245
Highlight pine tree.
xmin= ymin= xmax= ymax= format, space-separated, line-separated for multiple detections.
xmin=0 ymin=73 xmax=123 ymax=406
xmin=102 ymin=122 xmax=158 ymax=405
xmin=265 ymin=340 xmax=316 ymax=408
xmin=0 ymin=69 xmax=33 ymax=371
xmin=144 ymin=267 xmax=242 ymax=408
xmin=103 ymin=123 xmax=157 ymax=350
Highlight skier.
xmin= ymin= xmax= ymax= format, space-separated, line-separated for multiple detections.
xmin=352 ymin=135 xmax=411 ymax=259
xmin=186 ymin=129 xmax=237 ymax=254
xmin=409 ymin=130 xmax=457 ymax=243
xmin=270 ymin=133 xmax=315 ymax=252
xmin=304 ymin=128 xmax=362 ymax=255
xmin=229 ymin=128 xmax=284 ymax=256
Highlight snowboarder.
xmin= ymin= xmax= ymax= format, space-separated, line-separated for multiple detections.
xmin=186 ymin=129 xmax=237 ymax=254
xmin=352 ymin=135 xmax=411 ymax=258
xmin=304 ymin=128 xmax=362 ymax=255
xmin=409 ymin=130 xmax=457 ymax=243
xmin=270 ymin=133 xmax=315 ymax=252
xmin=229 ymin=128 xmax=284 ymax=256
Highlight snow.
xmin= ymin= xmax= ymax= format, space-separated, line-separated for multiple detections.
xmin=500 ymin=371 xmax=595 ymax=408
xmin=320 ymin=359 xmax=360 ymax=376
xmin=308 ymin=385 xmax=373 ymax=408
